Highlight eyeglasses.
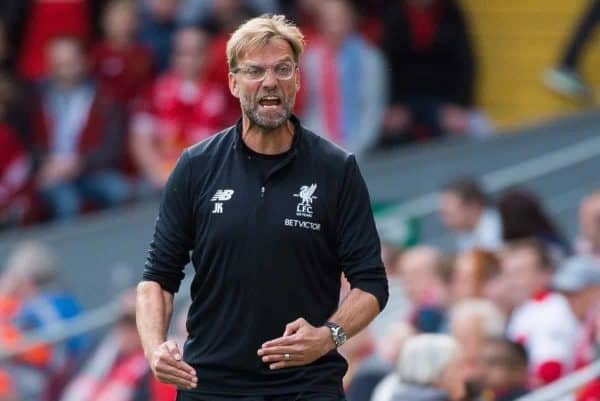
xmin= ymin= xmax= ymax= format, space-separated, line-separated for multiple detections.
xmin=232 ymin=61 xmax=296 ymax=81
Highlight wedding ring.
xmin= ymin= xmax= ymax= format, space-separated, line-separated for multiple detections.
xmin=284 ymin=353 xmax=290 ymax=361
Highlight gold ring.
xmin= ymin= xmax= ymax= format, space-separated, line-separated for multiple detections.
xmin=284 ymin=353 xmax=290 ymax=361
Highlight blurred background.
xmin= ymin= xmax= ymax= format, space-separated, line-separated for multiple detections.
xmin=0 ymin=0 xmax=600 ymax=400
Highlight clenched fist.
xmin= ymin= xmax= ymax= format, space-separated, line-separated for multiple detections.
xmin=149 ymin=340 xmax=197 ymax=389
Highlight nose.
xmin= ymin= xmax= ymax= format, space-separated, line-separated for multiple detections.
xmin=261 ymin=68 xmax=278 ymax=88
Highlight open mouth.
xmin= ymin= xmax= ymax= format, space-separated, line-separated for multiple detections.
xmin=258 ymin=96 xmax=282 ymax=108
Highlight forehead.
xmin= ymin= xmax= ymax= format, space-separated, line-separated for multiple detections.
xmin=239 ymin=38 xmax=295 ymax=65
xmin=441 ymin=192 xmax=464 ymax=207
xmin=503 ymin=247 xmax=538 ymax=269
xmin=175 ymin=29 xmax=206 ymax=47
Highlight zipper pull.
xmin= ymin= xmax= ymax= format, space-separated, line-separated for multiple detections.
xmin=260 ymin=186 xmax=265 ymax=198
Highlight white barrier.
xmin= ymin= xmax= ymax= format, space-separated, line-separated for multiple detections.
xmin=515 ymin=360 xmax=600 ymax=401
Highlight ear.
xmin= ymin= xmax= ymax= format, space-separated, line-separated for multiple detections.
xmin=294 ymin=67 xmax=301 ymax=92
xmin=228 ymin=72 xmax=240 ymax=99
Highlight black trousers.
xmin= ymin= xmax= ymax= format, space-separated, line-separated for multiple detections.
xmin=176 ymin=392 xmax=346 ymax=401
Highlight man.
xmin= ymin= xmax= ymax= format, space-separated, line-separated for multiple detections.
xmin=502 ymin=239 xmax=579 ymax=386
xmin=299 ymin=0 xmax=388 ymax=154
xmin=479 ymin=338 xmax=529 ymax=401
xmin=130 ymin=25 xmax=230 ymax=189
xmin=33 ymin=36 xmax=130 ymax=219
xmin=552 ymin=255 xmax=600 ymax=369
xmin=139 ymin=0 xmax=181 ymax=72
xmin=439 ymin=177 xmax=502 ymax=251
xmin=136 ymin=14 xmax=388 ymax=400
xmin=449 ymin=298 xmax=506 ymax=392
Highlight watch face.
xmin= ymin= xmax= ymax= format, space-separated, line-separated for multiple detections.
xmin=326 ymin=322 xmax=347 ymax=347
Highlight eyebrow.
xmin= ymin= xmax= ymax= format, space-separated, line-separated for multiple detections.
xmin=241 ymin=57 xmax=294 ymax=67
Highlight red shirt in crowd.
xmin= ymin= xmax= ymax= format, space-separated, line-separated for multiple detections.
xmin=18 ymin=0 xmax=91 ymax=81
xmin=133 ymin=73 xmax=230 ymax=176
xmin=90 ymin=42 xmax=155 ymax=107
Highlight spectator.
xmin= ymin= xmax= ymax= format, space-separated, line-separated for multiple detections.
xmin=34 ymin=36 xmax=131 ymax=219
xmin=130 ymin=26 xmax=229 ymax=189
xmin=479 ymin=338 xmax=529 ymax=401
xmin=370 ymin=242 xmax=410 ymax=341
xmin=450 ymin=249 xmax=505 ymax=305
xmin=439 ymin=177 xmax=502 ymax=251
xmin=59 ymin=292 xmax=165 ymax=401
xmin=139 ymin=0 xmax=181 ymax=72
xmin=299 ymin=0 xmax=388 ymax=154
xmin=498 ymin=187 xmax=571 ymax=263
xmin=449 ymin=299 xmax=505 ymax=393
xmin=199 ymin=0 xmax=259 ymax=123
xmin=0 ymin=241 xmax=88 ymax=401
xmin=398 ymin=246 xmax=450 ymax=333
xmin=380 ymin=0 xmax=489 ymax=147
xmin=91 ymin=0 xmax=154 ymax=109
xmin=502 ymin=239 xmax=580 ymax=386
xmin=17 ymin=0 xmax=91 ymax=81
xmin=372 ymin=334 xmax=466 ymax=401
xmin=576 ymin=190 xmax=600 ymax=259
xmin=178 ymin=0 xmax=277 ymax=26
xmin=346 ymin=242 xmax=410 ymax=401
xmin=552 ymin=255 xmax=600 ymax=369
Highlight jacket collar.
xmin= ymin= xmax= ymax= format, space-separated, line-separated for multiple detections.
xmin=232 ymin=114 xmax=303 ymax=154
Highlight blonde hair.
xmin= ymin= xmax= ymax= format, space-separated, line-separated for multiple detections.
xmin=226 ymin=14 xmax=305 ymax=70
xmin=450 ymin=298 xmax=506 ymax=338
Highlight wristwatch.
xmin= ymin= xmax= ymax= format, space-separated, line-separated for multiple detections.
xmin=324 ymin=321 xmax=347 ymax=348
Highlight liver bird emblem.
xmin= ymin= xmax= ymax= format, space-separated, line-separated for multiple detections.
xmin=294 ymin=184 xmax=318 ymax=206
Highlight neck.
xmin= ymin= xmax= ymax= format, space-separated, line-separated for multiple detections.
xmin=241 ymin=115 xmax=294 ymax=155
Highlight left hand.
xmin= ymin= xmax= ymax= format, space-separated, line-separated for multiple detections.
xmin=257 ymin=318 xmax=335 ymax=370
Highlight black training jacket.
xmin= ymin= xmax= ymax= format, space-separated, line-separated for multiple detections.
xmin=142 ymin=115 xmax=389 ymax=396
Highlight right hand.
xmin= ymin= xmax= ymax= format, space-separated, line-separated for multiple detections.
xmin=149 ymin=340 xmax=198 ymax=389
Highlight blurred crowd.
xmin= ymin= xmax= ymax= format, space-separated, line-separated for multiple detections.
xmin=0 ymin=0 xmax=493 ymax=228
xmin=0 ymin=182 xmax=598 ymax=401
xmin=5 ymin=1 xmax=600 ymax=401
xmin=339 ymin=182 xmax=600 ymax=401
xmin=0 ymin=240 xmax=186 ymax=401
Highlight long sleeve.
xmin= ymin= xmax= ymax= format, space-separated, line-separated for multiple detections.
xmin=335 ymin=155 xmax=388 ymax=310
xmin=142 ymin=150 xmax=194 ymax=293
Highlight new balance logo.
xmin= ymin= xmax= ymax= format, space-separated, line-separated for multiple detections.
xmin=210 ymin=189 xmax=234 ymax=214
xmin=211 ymin=189 xmax=235 ymax=202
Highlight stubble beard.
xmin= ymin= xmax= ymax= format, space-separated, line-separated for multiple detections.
xmin=241 ymin=94 xmax=294 ymax=131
